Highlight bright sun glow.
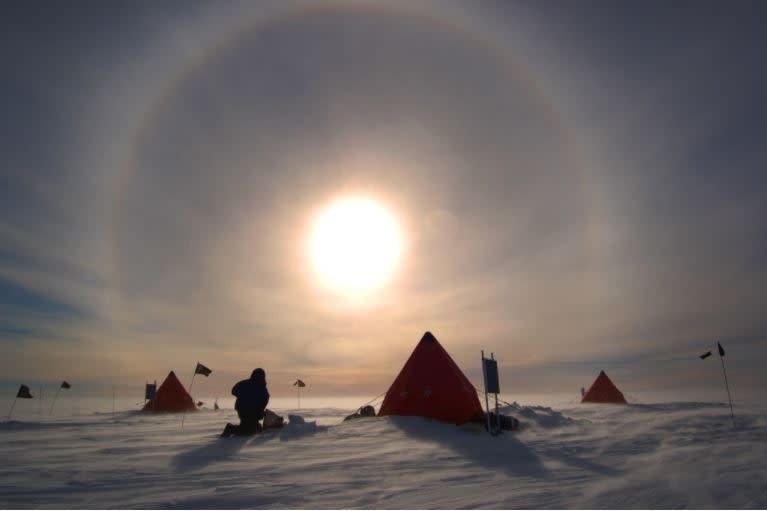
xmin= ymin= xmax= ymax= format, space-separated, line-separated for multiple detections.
xmin=310 ymin=197 xmax=403 ymax=295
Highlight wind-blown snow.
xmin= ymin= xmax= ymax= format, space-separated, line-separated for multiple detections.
xmin=1 ymin=398 xmax=765 ymax=508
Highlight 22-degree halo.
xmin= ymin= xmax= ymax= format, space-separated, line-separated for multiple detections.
xmin=309 ymin=197 xmax=403 ymax=295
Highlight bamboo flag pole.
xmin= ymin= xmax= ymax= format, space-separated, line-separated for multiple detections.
xmin=717 ymin=342 xmax=735 ymax=427
xmin=7 ymin=385 xmax=32 ymax=420
xmin=181 ymin=369 xmax=197 ymax=430
xmin=38 ymin=386 xmax=43 ymax=416
xmin=181 ymin=363 xmax=211 ymax=429
xmin=49 ymin=387 xmax=61 ymax=416
xmin=49 ymin=382 xmax=72 ymax=416
xmin=700 ymin=342 xmax=736 ymax=427
xmin=7 ymin=397 xmax=18 ymax=421
xmin=293 ymin=379 xmax=306 ymax=409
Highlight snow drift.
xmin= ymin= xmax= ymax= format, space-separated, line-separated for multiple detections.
xmin=1 ymin=398 xmax=765 ymax=508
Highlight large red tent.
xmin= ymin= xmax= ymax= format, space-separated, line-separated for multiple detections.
xmin=581 ymin=370 xmax=627 ymax=404
xmin=378 ymin=331 xmax=483 ymax=425
xmin=143 ymin=371 xmax=197 ymax=413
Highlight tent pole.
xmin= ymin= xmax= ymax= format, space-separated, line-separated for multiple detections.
xmin=7 ymin=396 xmax=18 ymax=421
xmin=49 ymin=387 xmax=61 ymax=416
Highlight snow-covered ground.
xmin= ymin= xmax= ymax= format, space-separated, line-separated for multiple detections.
xmin=1 ymin=396 xmax=765 ymax=508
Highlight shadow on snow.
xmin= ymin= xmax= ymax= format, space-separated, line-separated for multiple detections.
xmin=389 ymin=416 xmax=548 ymax=478
xmin=171 ymin=436 xmax=254 ymax=473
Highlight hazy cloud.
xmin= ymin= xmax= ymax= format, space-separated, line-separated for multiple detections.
xmin=2 ymin=1 xmax=766 ymax=397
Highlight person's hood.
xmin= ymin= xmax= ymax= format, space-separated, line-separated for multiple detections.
xmin=250 ymin=368 xmax=266 ymax=385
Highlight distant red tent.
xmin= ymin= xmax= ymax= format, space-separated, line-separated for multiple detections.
xmin=581 ymin=370 xmax=627 ymax=404
xmin=143 ymin=371 xmax=197 ymax=412
xmin=378 ymin=331 xmax=483 ymax=425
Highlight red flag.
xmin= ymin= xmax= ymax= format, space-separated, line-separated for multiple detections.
xmin=17 ymin=384 xmax=33 ymax=399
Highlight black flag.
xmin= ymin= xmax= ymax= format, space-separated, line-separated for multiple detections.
xmin=700 ymin=351 xmax=712 ymax=360
xmin=17 ymin=384 xmax=33 ymax=399
xmin=718 ymin=342 xmax=725 ymax=357
xmin=294 ymin=379 xmax=306 ymax=388
xmin=195 ymin=362 xmax=212 ymax=377
xmin=61 ymin=381 xmax=71 ymax=389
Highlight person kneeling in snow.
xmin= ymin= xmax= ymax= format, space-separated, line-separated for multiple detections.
xmin=221 ymin=368 xmax=270 ymax=437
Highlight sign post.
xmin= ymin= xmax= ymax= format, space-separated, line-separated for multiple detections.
xmin=144 ymin=381 xmax=157 ymax=407
xmin=481 ymin=351 xmax=501 ymax=436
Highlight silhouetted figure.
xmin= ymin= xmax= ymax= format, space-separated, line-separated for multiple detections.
xmin=221 ymin=368 xmax=270 ymax=437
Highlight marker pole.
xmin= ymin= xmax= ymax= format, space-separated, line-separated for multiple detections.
xmin=718 ymin=348 xmax=735 ymax=427
xmin=7 ymin=397 xmax=18 ymax=421
xmin=181 ymin=370 xmax=197 ymax=430
xmin=49 ymin=387 xmax=62 ymax=416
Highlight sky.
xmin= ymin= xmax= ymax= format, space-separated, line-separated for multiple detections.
xmin=2 ymin=0 xmax=766 ymax=399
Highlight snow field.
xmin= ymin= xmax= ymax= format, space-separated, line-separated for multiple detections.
xmin=1 ymin=399 xmax=765 ymax=508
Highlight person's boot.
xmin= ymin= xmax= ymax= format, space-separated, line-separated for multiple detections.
xmin=220 ymin=423 xmax=235 ymax=438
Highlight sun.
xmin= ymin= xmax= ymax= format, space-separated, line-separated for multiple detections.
xmin=309 ymin=197 xmax=403 ymax=296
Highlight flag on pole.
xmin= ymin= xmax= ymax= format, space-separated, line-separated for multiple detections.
xmin=702 ymin=341 xmax=735 ymax=426
xmin=182 ymin=363 xmax=210 ymax=430
xmin=17 ymin=385 xmax=33 ymax=399
xmin=294 ymin=379 xmax=306 ymax=409
xmin=49 ymin=381 xmax=70 ymax=415
xmin=195 ymin=362 xmax=212 ymax=377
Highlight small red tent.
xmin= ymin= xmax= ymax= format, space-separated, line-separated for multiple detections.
xmin=143 ymin=371 xmax=197 ymax=412
xmin=378 ymin=331 xmax=483 ymax=425
xmin=581 ymin=370 xmax=627 ymax=404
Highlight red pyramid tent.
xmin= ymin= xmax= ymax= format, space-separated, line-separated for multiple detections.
xmin=581 ymin=370 xmax=627 ymax=404
xmin=143 ymin=371 xmax=197 ymax=412
xmin=378 ymin=331 xmax=483 ymax=425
